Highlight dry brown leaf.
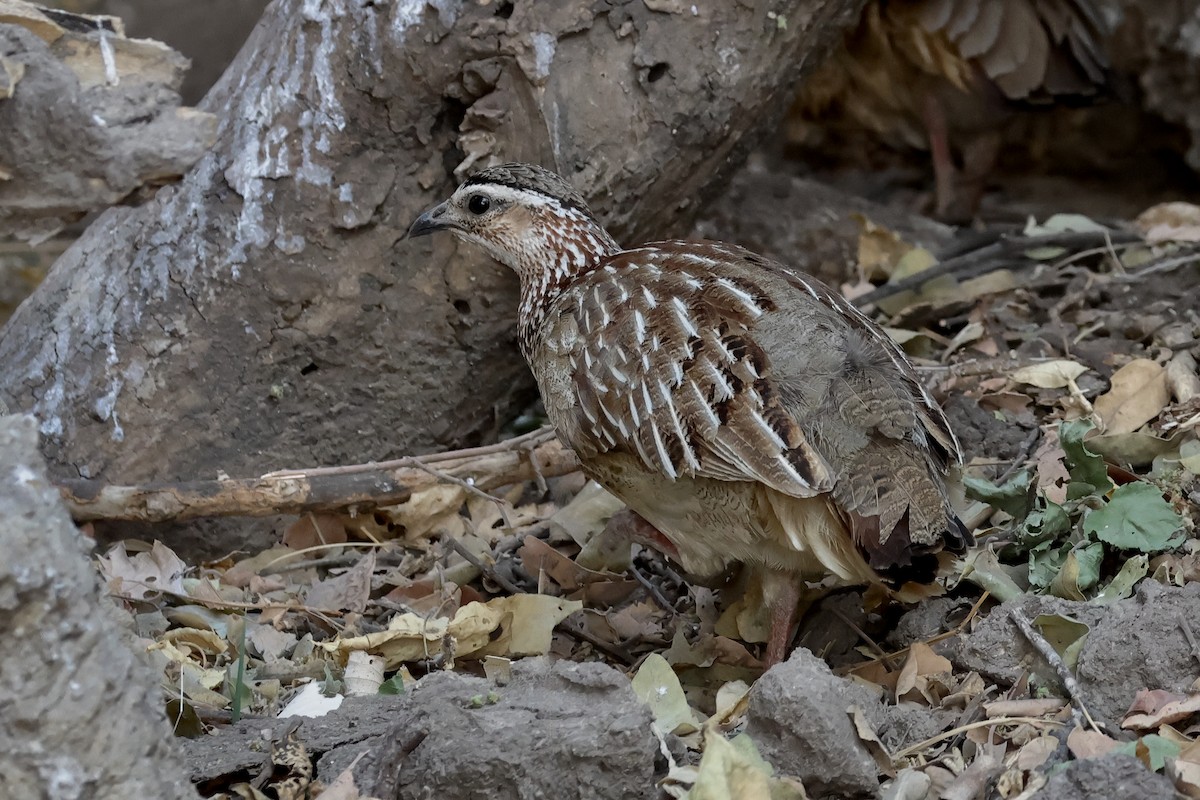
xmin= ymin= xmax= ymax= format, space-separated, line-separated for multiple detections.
xmin=1094 ymin=359 xmax=1170 ymax=434
xmin=1134 ymin=201 xmax=1200 ymax=244
xmin=1033 ymin=431 xmax=1071 ymax=505
xmin=223 ymin=546 xmax=295 ymax=587
xmin=519 ymin=535 xmax=584 ymax=591
xmin=940 ymin=754 xmax=1001 ymax=800
xmin=604 ymin=600 xmax=666 ymax=642
xmin=303 ymin=551 xmax=375 ymax=614
xmin=1127 ymin=688 xmax=1189 ymax=716
xmin=1123 ymin=691 xmax=1200 ymax=730
xmin=479 ymin=594 xmax=582 ymax=657
xmin=1014 ymin=734 xmax=1058 ymax=771
xmin=978 ymin=391 xmax=1033 ymax=415
xmin=382 ymin=484 xmax=466 ymax=541
xmin=1170 ymin=759 xmax=1200 ymax=800
xmin=283 ymin=513 xmax=349 ymax=549
xmin=1066 ymin=724 xmax=1119 ymax=759
xmin=849 ymin=705 xmax=895 ymax=777
xmin=98 ymin=540 xmax=188 ymax=599
xmin=895 ymin=642 xmax=953 ymax=704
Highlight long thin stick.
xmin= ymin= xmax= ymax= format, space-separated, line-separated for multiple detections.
xmin=58 ymin=427 xmax=578 ymax=523
xmin=1009 ymin=607 xmax=1107 ymax=733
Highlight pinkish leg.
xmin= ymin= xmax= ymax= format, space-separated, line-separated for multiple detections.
xmin=958 ymin=130 xmax=1002 ymax=216
xmin=922 ymin=94 xmax=958 ymax=220
xmin=605 ymin=508 xmax=679 ymax=560
xmin=762 ymin=571 xmax=803 ymax=667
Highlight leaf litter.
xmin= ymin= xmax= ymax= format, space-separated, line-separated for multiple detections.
xmin=88 ymin=207 xmax=1200 ymax=798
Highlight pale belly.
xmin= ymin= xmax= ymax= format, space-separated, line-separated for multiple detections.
xmin=585 ymin=451 xmax=878 ymax=586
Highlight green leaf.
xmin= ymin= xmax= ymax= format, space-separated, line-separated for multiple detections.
xmin=1084 ymin=482 xmax=1185 ymax=553
xmin=1032 ymin=613 xmax=1090 ymax=671
xmin=1059 ymin=419 xmax=1113 ymax=498
xmin=378 ymin=674 xmax=406 ymax=696
xmin=1024 ymin=213 xmax=1110 ymax=236
xmin=1028 ymin=541 xmax=1067 ymax=590
xmin=964 ymin=470 xmax=1036 ymax=520
xmin=1094 ymin=555 xmax=1150 ymax=604
xmin=1019 ymin=499 xmax=1071 ymax=547
xmin=1115 ymin=734 xmax=1181 ymax=772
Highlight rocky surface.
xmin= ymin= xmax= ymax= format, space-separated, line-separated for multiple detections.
xmin=744 ymin=648 xmax=884 ymax=798
xmin=946 ymin=582 xmax=1200 ymax=729
xmin=1029 ymin=753 xmax=1177 ymax=800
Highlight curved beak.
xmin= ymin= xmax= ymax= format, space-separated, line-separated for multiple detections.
xmin=406 ymin=201 xmax=452 ymax=239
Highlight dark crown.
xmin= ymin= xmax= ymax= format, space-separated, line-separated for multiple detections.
xmin=463 ymin=163 xmax=594 ymax=218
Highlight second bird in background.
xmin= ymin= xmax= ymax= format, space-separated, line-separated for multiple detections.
xmin=795 ymin=0 xmax=1112 ymax=220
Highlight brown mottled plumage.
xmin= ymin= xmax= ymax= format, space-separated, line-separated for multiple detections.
xmin=796 ymin=0 xmax=1110 ymax=218
xmin=408 ymin=163 xmax=971 ymax=665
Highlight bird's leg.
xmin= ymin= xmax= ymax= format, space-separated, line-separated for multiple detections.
xmin=958 ymin=130 xmax=1002 ymax=215
xmin=761 ymin=569 xmax=803 ymax=667
xmin=921 ymin=93 xmax=958 ymax=221
xmin=604 ymin=508 xmax=679 ymax=561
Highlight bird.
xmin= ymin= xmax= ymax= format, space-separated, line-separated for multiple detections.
xmin=794 ymin=0 xmax=1110 ymax=220
xmin=407 ymin=163 xmax=971 ymax=665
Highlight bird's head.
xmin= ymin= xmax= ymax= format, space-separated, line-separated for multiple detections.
xmin=407 ymin=163 xmax=620 ymax=284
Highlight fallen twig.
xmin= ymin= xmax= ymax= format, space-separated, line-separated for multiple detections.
xmin=891 ymin=716 xmax=1066 ymax=761
xmin=58 ymin=426 xmax=579 ymax=523
xmin=1009 ymin=607 xmax=1108 ymax=734
xmin=855 ymin=230 xmax=1142 ymax=308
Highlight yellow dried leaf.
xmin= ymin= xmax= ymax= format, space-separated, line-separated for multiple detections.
xmin=855 ymin=216 xmax=919 ymax=280
xmin=477 ymin=594 xmax=581 ymax=657
xmin=1011 ymin=360 xmax=1088 ymax=389
xmin=632 ymin=653 xmax=701 ymax=736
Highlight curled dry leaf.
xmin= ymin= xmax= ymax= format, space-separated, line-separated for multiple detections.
xmin=1123 ymin=690 xmax=1200 ymax=730
xmin=896 ymin=642 xmax=953 ymax=704
xmin=1134 ymin=202 xmax=1200 ymax=245
xmin=855 ymin=215 xmax=920 ymax=281
xmin=382 ymin=484 xmax=467 ymax=541
xmin=343 ymin=651 xmax=385 ymax=697
xmin=849 ymin=705 xmax=895 ymax=777
xmin=303 ymin=551 xmax=375 ymax=614
xmin=1010 ymin=360 xmax=1088 ymax=390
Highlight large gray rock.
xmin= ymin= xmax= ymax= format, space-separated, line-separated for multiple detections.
xmin=388 ymin=658 xmax=659 ymax=800
xmin=0 ymin=414 xmax=197 ymax=799
xmin=1029 ymin=753 xmax=1175 ymax=800
xmin=744 ymin=648 xmax=882 ymax=799
xmin=946 ymin=583 xmax=1200 ymax=729
xmin=180 ymin=657 xmax=659 ymax=798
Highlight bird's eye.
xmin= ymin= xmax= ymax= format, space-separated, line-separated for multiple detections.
xmin=467 ymin=194 xmax=491 ymax=215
